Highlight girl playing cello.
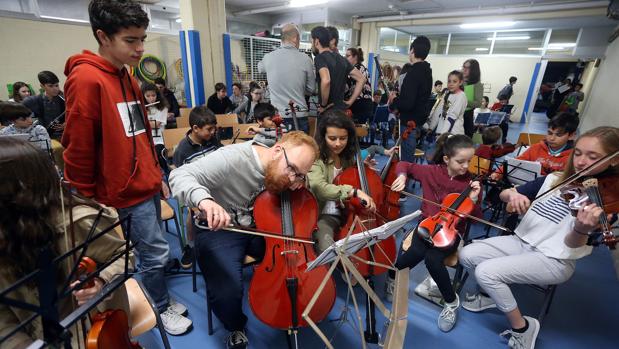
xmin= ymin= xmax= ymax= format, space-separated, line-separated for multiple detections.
xmin=307 ymin=110 xmax=376 ymax=256
xmin=459 ymin=126 xmax=619 ymax=349
xmin=388 ymin=133 xmax=482 ymax=332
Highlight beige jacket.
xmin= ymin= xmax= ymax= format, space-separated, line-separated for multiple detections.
xmin=0 ymin=204 xmax=132 ymax=349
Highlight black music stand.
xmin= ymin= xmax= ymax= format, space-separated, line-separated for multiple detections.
xmin=0 ymin=215 xmax=171 ymax=349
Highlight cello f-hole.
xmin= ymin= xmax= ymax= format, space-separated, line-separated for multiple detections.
xmin=265 ymin=243 xmax=280 ymax=272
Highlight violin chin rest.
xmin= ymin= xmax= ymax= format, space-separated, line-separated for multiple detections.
xmin=416 ymin=226 xmax=431 ymax=241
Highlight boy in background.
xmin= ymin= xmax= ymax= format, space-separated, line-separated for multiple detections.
xmin=23 ymin=70 xmax=65 ymax=139
xmin=0 ymin=101 xmax=51 ymax=150
xmin=248 ymin=103 xmax=287 ymax=147
xmin=207 ymin=82 xmax=233 ymax=115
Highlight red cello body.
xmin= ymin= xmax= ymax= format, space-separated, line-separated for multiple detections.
xmin=248 ymin=188 xmax=336 ymax=329
xmin=333 ymin=164 xmax=396 ymax=277
xmin=416 ymin=188 xmax=475 ymax=249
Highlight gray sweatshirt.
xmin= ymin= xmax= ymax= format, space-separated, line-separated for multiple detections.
xmin=169 ymin=141 xmax=266 ymax=226
xmin=258 ymin=43 xmax=316 ymax=118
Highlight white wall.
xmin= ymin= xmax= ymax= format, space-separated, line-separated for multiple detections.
xmin=580 ymin=33 xmax=619 ymax=131
xmin=378 ymin=51 xmax=541 ymax=121
xmin=0 ymin=17 xmax=181 ymax=100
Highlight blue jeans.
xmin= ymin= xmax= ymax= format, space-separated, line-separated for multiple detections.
xmin=283 ymin=117 xmax=309 ymax=134
xmin=400 ymin=119 xmax=417 ymax=163
xmin=117 ymin=193 xmax=170 ymax=312
xmin=194 ymin=223 xmax=265 ymax=332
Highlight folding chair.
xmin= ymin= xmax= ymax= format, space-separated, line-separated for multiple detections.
xmin=370 ymin=106 xmax=390 ymax=145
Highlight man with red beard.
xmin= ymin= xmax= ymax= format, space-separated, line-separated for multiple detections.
xmin=169 ymin=131 xmax=318 ymax=349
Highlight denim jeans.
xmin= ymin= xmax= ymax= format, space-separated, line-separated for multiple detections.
xmin=117 ymin=193 xmax=170 ymax=312
xmin=283 ymin=117 xmax=309 ymax=134
xmin=194 ymin=223 xmax=265 ymax=332
xmin=400 ymin=119 xmax=417 ymax=163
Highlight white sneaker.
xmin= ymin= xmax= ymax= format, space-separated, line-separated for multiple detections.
xmin=462 ymin=293 xmax=497 ymax=312
xmin=385 ymin=276 xmax=395 ymax=303
xmin=500 ymin=316 xmax=540 ymax=349
xmin=414 ymin=275 xmax=441 ymax=298
xmin=160 ymin=307 xmax=192 ymax=335
xmin=168 ymin=298 xmax=188 ymax=316
xmin=437 ymin=294 xmax=459 ymax=332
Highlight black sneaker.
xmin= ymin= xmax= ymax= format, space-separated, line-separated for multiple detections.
xmin=226 ymin=330 xmax=248 ymax=349
xmin=180 ymin=245 xmax=193 ymax=269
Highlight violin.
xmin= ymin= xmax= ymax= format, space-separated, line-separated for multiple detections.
xmin=415 ymin=182 xmax=478 ymax=249
xmin=560 ymin=174 xmax=619 ymax=248
xmin=248 ymin=188 xmax=336 ymax=335
xmin=76 ymin=257 xmax=141 ymax=349
xmin=378 ymin=121 xmax=416 ymax=221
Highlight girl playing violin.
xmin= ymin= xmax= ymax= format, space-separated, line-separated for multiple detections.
xmin=459 ymin=126 xmax=619 ymax=349
xmin=388 ymin=133 xmax=482 ymax=332
xmin=307 ymin=110 xmax=377 ymax=255
xmin=0 ymin=138 xmax=131 ymax=349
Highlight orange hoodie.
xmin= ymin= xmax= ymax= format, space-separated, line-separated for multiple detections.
xmin=62 ymin=50 xmax=161 ymax=208
xmin=494 ymin=140 xmax=573 ymax=178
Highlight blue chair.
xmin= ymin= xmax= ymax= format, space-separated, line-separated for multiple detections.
xmin=371 ymin=105 xmax=390 ymax=145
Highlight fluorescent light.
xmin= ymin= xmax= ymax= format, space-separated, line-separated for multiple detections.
xmin=475 ymin=48 xmax=489 ymax=51
xmin=460 ymin=21 xmax=516 ymax=29
xmin=175 ymin=18 xmax=182 ymax=23
xmin=289 ymin=0 xmax=328 ymax=8
xmin=528 ymin=47 xmax=543 ymax=51
xmin=547 ymin=47 xmax=567 ymax=51
xmin=548 ymin=42 xmax=576 ymax=48
xmin=40 ymin=15 xmax=89 ymax=24
xmin=488 ymin=36 xmax=531 ymax=41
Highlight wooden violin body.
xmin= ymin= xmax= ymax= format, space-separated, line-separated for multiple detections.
xmin=248 ymin=188 xmax=336 ymax=329
xmin=416 ymin=190 xmax=475 ymax=249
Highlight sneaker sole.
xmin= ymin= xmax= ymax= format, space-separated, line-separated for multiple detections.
xmin=528 ymin=318 xmax=541 ymax=349
xmin=462 ymin=303 xmax=497 ymax=312
xmin=165 ymin=323 xmax=193 ymax=336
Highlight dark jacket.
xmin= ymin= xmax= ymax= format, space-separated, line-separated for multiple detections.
xmin=390 ymin=61 xmax=432 ymax=126
xmin=163 ymin=89 xmax=180 ymax=117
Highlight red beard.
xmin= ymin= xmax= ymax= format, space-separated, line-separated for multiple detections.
xmin=264 ymin=161 xmax=291 ymax=194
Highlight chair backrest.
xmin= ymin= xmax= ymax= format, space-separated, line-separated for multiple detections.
xmin=308 ymin=116 xmax=318 ymax=138
xmin=175 ymin=116 xmax=188 ymax=128
xmin=234 ymin=123 xmax=260 ymax=139
xmin=373 ymin=106 xmax=390 ymax=123
xmin=179 ymin=107 xmax=192 ymax=119
xmin=468 ymin=155 xmax=492 ymax=176
xmin=355 ymin=125 xmax=369 ymax=137
xmin=125 ymin=278 xmax=157 ymax=337
xmin=216 ymin=114 xmax=239 ymax=128
xmin=516 ymin=133 xmax=545 ymax=146
xmin=162 ymin=127 xmax=190 ymax=157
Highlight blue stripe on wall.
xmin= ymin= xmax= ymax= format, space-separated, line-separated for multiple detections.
xmin=223 ymin=33 xmax=233 ymax=96
xmin=179 ymin=31 xmax=192 ymax=107
xmin=188 ymin=30 xmax=205 ymax=106
xmin=522 ymin=62 xmax=542 ymax=123
xmin=367 ymin=52 xmax=374 ymax=89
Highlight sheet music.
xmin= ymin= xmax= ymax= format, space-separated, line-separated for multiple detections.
xmin=506 ymin=157 xmax=541 ymax=185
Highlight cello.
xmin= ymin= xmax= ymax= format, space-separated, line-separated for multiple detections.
xmin=377 ymin=121 xmax=416 ymax=221
xmin=248 ymin=188 xmax=336 ymax=344
xmin=333 ymin=136 xmax=396 ymax=343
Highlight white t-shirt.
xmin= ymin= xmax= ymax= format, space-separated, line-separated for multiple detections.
xmin=148 ymin=107 xmax=168 ymax=145
xmin=515 ymin=174 xmax=593 ymax=260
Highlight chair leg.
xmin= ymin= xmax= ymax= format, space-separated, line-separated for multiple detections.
xmin=172 ymin=214 xmax=185 ymax=249
xmin=206 ymin=288 xmax=214 ymax=335
xmin=192 ymin=246 xmax=197 ymax=293
xmin=538 ymin=285 xmax=557 ymax=324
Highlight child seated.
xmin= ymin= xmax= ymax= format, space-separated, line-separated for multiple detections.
xmin=173 ymin=105 xmax=221 ymax=168
xmin=0 ymin=101 xmax=50 ymax=151
xmin=475 ymin=126 xmax=515 ymax=160
xmin=490 ymin=112 xmax=579 ymax=181
xmin=248 ymin=103 xmax=287 ymax=147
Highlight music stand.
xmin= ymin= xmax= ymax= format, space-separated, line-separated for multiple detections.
xmin=505 ymin=157 xmax=541 ymax=186
xmin=371 ymin=106 xmax=390 ymax=145
xmin=303 ymin=210 xmax=421 ymax=349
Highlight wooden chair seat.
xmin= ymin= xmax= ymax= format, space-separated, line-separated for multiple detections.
xmin=125 ymin=278 xmax=157 ymax=337
xmin=516 ymin=133 xmax=545 ymax=146
xmin=160 ymin=200 xmax=176 ymax=221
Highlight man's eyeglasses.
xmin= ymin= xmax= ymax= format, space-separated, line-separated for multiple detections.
xmin=282 ymin=148 xmax=306 ymax=182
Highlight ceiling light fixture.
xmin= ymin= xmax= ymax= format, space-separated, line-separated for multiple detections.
xmin=460 ymin=21 xmax=516 ymax=29
xmin=475 ymin=48 xmax=489 ymax=51
xmin=289 ymin=0 xmax=328 ymax=8
xmin=548 ymin=42 xmax=577 ymax=48
xmin=528 ymin=47 xmax=543 ymax=51
xmin=488 ymin=36 xmax=531 ymax=41
xmin=40 ymin=15 xmax=89 ymax=23
xmin=175 ymin=18 xmax=182 ymax=23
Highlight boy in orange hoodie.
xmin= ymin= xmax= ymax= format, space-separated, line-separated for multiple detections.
xmin=61 ymin=0 xmax=191 ymax=335
xmin=490 ymin=112 xmax=579 ymax=181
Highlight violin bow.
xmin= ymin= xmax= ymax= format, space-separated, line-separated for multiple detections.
xmin=392 ymin=186 xmax=513 ymax=234
xmin=532 ymin=149 xmax=619 ymax=204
